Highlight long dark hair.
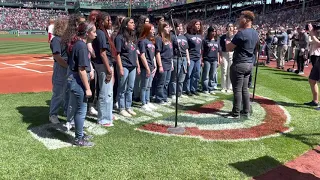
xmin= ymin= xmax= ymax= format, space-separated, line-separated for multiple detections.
xmin=68 ymin=22 xmax=95 ymax=53
xmin=206 ymin=26 xmax=217 ymax=40
xmin=139 ymin=23 xmax=155 ymax=44
xmin=112 ymin=15 xmax=125 ymax=40
xmin=61 ymin=13 xmax=84 ymax=46
xmin=136 ymin=15 xmax=149 ymax=37
xmin=96 ymin=12 xmax=117 ymax=58
xmin=187 ymin=19 xmax=203 ymax=35
xmin=157 ymin=21 xmax=171 ymax=43
xmin=118 ymin=17 xmax=136 ymax=43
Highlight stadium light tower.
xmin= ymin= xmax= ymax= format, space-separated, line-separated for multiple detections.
xmin=128 ymin=0 xmax=132 ymax=17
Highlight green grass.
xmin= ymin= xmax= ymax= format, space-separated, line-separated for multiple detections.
xmin=0 ymin=39 xmax=50 ymax=54
xmin=0 ymin=34 xmax=47 ymax=39
xmin=0 ymin=66 xmax=320 ymax=179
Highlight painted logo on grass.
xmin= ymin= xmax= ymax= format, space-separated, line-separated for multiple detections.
xmin=137 ymin=96 xmax=292 ymax=141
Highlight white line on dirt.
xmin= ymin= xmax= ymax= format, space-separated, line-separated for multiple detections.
xmin=1 ymin=62 xmax=46 ymax=73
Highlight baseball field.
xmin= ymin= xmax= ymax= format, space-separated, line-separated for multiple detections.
xmin=0 ymin=34 xmax=319 ymax=179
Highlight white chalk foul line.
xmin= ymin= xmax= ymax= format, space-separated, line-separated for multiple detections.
xmin=23 ymin=61 xmax=53 ymax=67
xmin=1 ymin=62 xmax=46 ymax=74
xmin=0 ymin=67 xmax=16 ymax=70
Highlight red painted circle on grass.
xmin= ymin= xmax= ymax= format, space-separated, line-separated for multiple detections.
xmin=139 ymin=96 xmax=290 ymax=141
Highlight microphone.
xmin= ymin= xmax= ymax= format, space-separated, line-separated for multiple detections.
xmin=165 ymin=9 xmax=175 ymax=15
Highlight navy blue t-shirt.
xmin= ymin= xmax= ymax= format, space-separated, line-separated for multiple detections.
xmin=68 ymin=40 xmax=91 ymax=73
xmin=50 ymin=36 xmax=68 ymax=62
xmin=92 ymin=29 xmax=113 ymax=66
xmin=138 ymin=38 xmax=155 ymax=71
xmin=185 ymin=33 xmax=202 ymax=60
xmin=172 ymin=34 xmax=189 ymax=58
xmin=115 ymin=34 xmax=137 ymax=68
xmin=202 ymin=39 xmax=219 ymax=62
xmin=155 ymin=36 xmax=173 ymax=71
xmin=231 ymin=28 xmax=259 ymax=64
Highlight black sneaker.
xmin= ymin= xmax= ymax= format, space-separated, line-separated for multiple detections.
xmin=74 ymin=137 xmax=94 ymax=147
xmin=304 ymin=101 xmax=318 ymax=106
xmin=192 ymin=91 xmax=200 ymax=96
xmin=240 ymin=111 xmax=250 ymax=119
xmin=224 ymin=113 xmax=240 ymax=119
xmin=186 ymin=91 xmax=193 ymax=96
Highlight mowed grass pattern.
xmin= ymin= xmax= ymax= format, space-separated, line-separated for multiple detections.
xmin=1 ymin=63 xmax=320 ymax=179
xmin=0 ymin=35 xmax=50 ymax=54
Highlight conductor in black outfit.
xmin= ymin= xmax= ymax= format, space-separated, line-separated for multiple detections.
xmin=225 ymin=10 xmax=259 ymax=119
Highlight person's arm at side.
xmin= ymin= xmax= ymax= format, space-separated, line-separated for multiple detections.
xmin=51 ymin=38 xmax=68 ymax=68
xmin=115 ymin=35 xmax=124 ymax=77
xmin=79 ymin=67 xmax=92 ymax=98
xmin=308 ymin=24 xmax=320 ymax=47
xmin=155 ymin=37 xmax=164 ymax=73
xmin=87 ymin=42 xmax=96 ymax=59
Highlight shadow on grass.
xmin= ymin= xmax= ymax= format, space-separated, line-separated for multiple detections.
xmin=16 ymin=106 xmax=73 ymax=144
xmin=277 ymin=131 xmax=320 ymax=148
xmin=283 ymin=77 xmax=308 ymax=82
xmin=230 ymin=155 xmax=320 ymax=180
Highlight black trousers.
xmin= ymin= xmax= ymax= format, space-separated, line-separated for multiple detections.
xmin=230 ymin=63 xmax=253 ymax=115
xmin=297 ymin=54 xmax=305 ymax=73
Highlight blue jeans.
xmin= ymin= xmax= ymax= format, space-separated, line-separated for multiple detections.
xmin=202 ymin=61 xmax=218 ymax=92
xmin=169 ymin=57 xmax=187 ymax=95
xmin=140 ymin=68 xmax=153 ymax=105
xmin=117 ymin=67 xmax=136 ymax=110
xmin=184 ymin=59 xmax=201 ymax=93
xmin=96 ymin=64 xmax=113 ymax=125
xmin=49 ymin=61 xmax=68 ymax=116
xmin=67 ymin=73 xmax=89 ymax=139
xmin=155 ymin=70 xmax=171 ymax=102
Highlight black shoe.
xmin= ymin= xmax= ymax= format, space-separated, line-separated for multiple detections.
xmin=192 ymin=91 xmax=200 ymax=96
xmin=224 ymin=113 xmax=240 ymax=119
xmin=186 ymin=91 xmax=193 ymax=96
xmin=83 ymin=133 xmax=93 ymax=141
xmin=240 ymin=111 xmax=250 ymax=118
xmin=304 ymin=101 xmax=318 ymax=106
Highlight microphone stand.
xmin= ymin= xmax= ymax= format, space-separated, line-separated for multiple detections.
xmin=167 ymin=10 xmax=185 ymax=134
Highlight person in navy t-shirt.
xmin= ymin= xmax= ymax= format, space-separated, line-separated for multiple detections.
xmin=225 ymin=11 xmax=259 ymax=119
xmin=137 ymin=23 xmax=158 ymax=111
xmin=49 ymin=18 xmax=68 ymax=124
xmin=67 ymin=22 xmax=97 ymax=147
xmin=201 ymin=26 xmax=220 ymax=94
xmin=154 ymin=21 xmax=174 ymax=104
xmin=169 ymin=19 xmax=190 ymax=98
xmin=92 ymin=11 xmax=117 ymax=127
xmin=115 ymin=17 xmax=140 ymax=117
xmin=183 ymin=19 xmax=203 ymax=96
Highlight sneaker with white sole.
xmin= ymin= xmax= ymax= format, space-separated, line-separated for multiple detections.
xmin=141 ymin=104 xmax=152 ymax=112
xmin=226 ymin=89 xmax=233 ymax=93
xmin=119 ymin=110 xmax=132 ymax=117
xmin=88 ymin=106 xmax=98 ymax=116
xmin=127 ymin=109 xmax=137 ymax=116
xmin=221 ymin=89 xmax=227 ymax=93
xmin=210 ymin=91 xmax=216 ymax=95
xmin=147 ymin=103 xmax=157 ymax=110
xmin=49 ymin=115 xmax=60 ymax=124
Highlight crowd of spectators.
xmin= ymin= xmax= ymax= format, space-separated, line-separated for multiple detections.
xmin=0 ymin=7 xmax=68 ymax=30
xmin=0 ymin=2 xmax=319 ymax=31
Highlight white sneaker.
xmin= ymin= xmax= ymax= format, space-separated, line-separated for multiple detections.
xmin=127 ymin=109 xmax=137 ymax=116
xmin=226 ymin=89 xmax=233 ymax=93
xmin=64 ymin=122 xmax=73 ymax=131
xmin=49 ymin=115 xmax=60 ymax=124
xmin=203 ymin=91 xmax=209 ymax=94
xmin=221 ymin=89 xmax=227 ymax=93
xmin=210 ymin=91 xmax=216 ymax=95
xmin=119 ymin=110 xmax=132 ymax=117
xmin=147 ymin=103 xmax=157 ymax=110
xmin=141 ymin=104 xmax=152 ymax=112
xmin=89 ymin=106 xmax=98 ymax=116
xmin=113 ymin=102 xmax=119 ymax=110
